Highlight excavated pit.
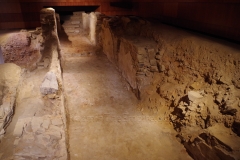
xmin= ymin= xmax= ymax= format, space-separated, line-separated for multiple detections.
xmin=0 ymin=8 xmax=239 ymax=160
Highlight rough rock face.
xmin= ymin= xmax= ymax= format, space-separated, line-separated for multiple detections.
xmin=1 ymin=31 xmax=41 ymax=70
xmin=40 ymin=72 xmax=58 ymax=95
xmin=0 ymin=63 xmax=21 ymax=141
xmin=100 ymin=16 xmax=240 ymax=159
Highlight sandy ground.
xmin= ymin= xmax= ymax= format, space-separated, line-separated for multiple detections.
xmin=0 ymin=68 xmax=47 ymax=159
xmin=0 ymin=30 xmax=46 ymax=159
xmin=60 ymin=33 xmax=192 ymax=160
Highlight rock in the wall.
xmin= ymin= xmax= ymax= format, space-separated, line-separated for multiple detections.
xmin=40 ymin=72 xmax=58 ymax=95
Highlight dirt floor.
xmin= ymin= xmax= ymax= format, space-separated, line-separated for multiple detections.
xmin=0 ymin=68 xmax=48 ymax=159
xmin=60 ymin=30 xmax=192 ymax=159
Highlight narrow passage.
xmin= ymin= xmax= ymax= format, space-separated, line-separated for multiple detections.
xmin=60 ymin=22 xmax=191 ymax=160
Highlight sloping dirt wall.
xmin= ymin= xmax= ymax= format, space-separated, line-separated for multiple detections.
xmin=101 ymin=16 xmax=240 ymax=159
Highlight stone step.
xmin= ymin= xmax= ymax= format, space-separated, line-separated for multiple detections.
xmin=65 ymin=29 xmax=75 ymax=33
xmin=63 ymin=26 xmax=80 ymax=29
xmin=64 ymin=29 xmax=80 ymax=33
xmin=71 ymin=21 xmax=81 ymax=25
xmin=62 ymin=20 xmax=79 ymax=25
xmin=71 ymin=16 xmax=82 ymax=20
xmin=65 ymin=32 xmax=80 ymax=36
xmin=62 ymin=23 xmax=80 ymax=28
xmin=62 ymin=21 xmax=72 ymax=25
xmin=63 ymin=27 xmax=75 ymax=30
xmin=63 ymin=21 xmax=81 ymax=26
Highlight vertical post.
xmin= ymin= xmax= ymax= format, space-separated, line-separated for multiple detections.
xmin=82 ymin=12 xmax=87 ymax=30
xmin=0 ymin=46 xmax=4 ymax=64
xmin=90 ymin=12 xmax=97 ymax=45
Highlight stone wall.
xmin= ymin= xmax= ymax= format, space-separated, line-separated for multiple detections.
xmin=101 ymin=16 xmax=240 ymax=159
xmin=40 ymin=8 xmax=61 ymax=59
xmin=6 ymin=8 xmax=68 ymax=160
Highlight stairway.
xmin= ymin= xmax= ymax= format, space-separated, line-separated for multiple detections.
xmin=62 ymin=12 xmax=84 ymax=36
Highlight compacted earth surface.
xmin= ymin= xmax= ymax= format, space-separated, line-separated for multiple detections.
xmin=1 ymin=12 xmax=239 ymax=160
xmin=60 ymin=28 xmax=192 ymax=159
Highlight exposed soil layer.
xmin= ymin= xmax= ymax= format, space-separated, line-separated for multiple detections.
xmin=101 ymin=16 xmax=240 ymax=159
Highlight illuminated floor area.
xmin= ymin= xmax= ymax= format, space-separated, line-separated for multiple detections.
xmin=61 ymin=34 xmax=192 ymax=160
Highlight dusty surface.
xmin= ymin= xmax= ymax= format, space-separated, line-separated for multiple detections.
xmin=0 ymin=67 xmax=67 ymax=160
xmin=101 ymin=16 xmax=240 ymax=159
xmin=0 ymin=68 xmax=45 ymax=159
xmin=0 ymin=63 xmax=21 ymax=146
xmin=60 ymin=20 xmax=191 ymax=159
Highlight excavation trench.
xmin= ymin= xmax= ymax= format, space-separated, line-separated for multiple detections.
xmin=59 ymin=14 xmax=191 ymax=160
xmin=0 ymin=9 xmax=239 ymax=160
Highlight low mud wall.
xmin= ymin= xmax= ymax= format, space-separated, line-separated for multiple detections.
xmin=8 ymin=8 xmax=68 ymax=160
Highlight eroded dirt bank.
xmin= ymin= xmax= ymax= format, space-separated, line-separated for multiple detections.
xmin=101 ymin=16 xmax=240 ymax=159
